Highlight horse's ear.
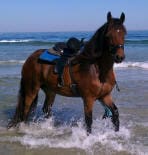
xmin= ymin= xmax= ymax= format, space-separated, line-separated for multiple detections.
xmin=107 ymin=12 xmax=112 ymax=22
xmin=120 ymin=12 xmax=125 ymax=23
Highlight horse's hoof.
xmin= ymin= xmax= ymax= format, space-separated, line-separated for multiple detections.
xmin=42 ymin=107 xmax=48 ymax=114
xmin=44 ymin=114 xmax=50 ymax=119
xmin=44 ymin=112 xmax=52 ymax=119
xmin=115 ymin=127 xmax=119 ymax=132
xmin=113 ymin=120 xmax=119 ymax=132
xmin=112 ymin=118 xmax=119 ymax=132
xmin=86 ymin=127 xmax=92 ymax=135
xmin=7 ymin=121 xmax=17 ymax=129
xmin=102 ymin=114 xmax=107 ymax=119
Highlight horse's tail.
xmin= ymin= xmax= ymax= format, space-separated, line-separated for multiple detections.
xmin=7 ymin=78 xmax=25 ymax=128
xmin=8 ymin=77 xmax=38 ymax=128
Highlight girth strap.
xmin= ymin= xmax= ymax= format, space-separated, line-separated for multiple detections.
xmin=68 ymin=62 xmax=80 ymax=96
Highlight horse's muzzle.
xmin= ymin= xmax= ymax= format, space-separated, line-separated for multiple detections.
xmin=114 ymin=54 xmax=125 ymax=63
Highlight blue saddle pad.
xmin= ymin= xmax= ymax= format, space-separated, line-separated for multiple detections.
xmin=39 ymin=49 xmax=60 ymax=62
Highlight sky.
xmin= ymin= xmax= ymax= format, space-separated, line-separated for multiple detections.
xmin=0 ymin=0 xmax=148 ymax=32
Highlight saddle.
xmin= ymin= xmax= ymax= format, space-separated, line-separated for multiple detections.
xmin=52 ymin=42 xmax=67 ymax=54
xmin=39 ymin=41 xmax=81 ymax=65
xmin=39 ymin=43 xmax=65 ymax=63
xmin=39 ymin=38 xmax=83 ymax=94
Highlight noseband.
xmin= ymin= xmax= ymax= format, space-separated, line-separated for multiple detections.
xmin=109 ymin=44 xmax=124 ymax=55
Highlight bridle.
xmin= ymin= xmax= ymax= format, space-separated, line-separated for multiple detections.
xmin=109 ymin=44 xmax=124 ymax=55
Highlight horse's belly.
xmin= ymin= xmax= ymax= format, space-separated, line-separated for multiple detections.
xmin=56 ymin=88 xmax=80 ymax=97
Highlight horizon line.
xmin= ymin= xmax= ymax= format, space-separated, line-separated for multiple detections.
xmin=0 ymin=29 xmax=148 ymax=33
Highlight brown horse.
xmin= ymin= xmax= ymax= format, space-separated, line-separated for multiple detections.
xmin=8 ymin=12 xmax=126 ymax=133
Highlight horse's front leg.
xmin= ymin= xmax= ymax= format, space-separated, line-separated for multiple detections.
xmin=100 ymin=94 xmax=119 ymax=131
xmin=42 ymin=90 xmax=56 ymax=118
xmin=83 ymin=98 xmax=95 ymax=134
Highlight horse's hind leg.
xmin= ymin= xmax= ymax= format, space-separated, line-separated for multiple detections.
xmin=100 ymin=94 xmax=119 ymax=131
xmin=23 ymin=92 xmax=39 ymax=121
xmin=7 ymin=79 xmax=40 ymax=128
xmin=42 ymin=89 xmax=56 ymax=118
xmin=29 ymin=94 xmax=38 ymax=114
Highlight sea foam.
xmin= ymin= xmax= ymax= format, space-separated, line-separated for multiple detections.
xmin=0 ymin=118 xmax=146 ymax=155
xmin=114 ymin=61 xmax=148 ymax=69
xmin=0 ymin=39 xmax=31 ymax=43
xmin=1 ymin=60 xmax=148 ymax=70
xmin=0 ymin=60 xmax=25 ymax=65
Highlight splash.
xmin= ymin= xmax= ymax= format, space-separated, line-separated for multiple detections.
xmin=0 ymin=117 xmax=146 ymax=154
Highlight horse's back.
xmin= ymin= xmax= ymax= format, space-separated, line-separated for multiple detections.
xmin=22 ymin=49 xmax=43 ymax=74
xmin=22 ymin=49 xmax=53 ymax=85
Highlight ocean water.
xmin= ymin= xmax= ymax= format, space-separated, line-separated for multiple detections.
xmin=0 ymin=31 xmax=148 ymax=155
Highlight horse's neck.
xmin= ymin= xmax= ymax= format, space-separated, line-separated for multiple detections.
xmin=97 ymin=53 xmax=115 ymax=83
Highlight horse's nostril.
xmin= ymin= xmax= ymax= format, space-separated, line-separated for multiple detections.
xmin=116 ymin=55 xmax=119 ymax=59
xmin=115 ymin=55 xmax=120 ymax=60
xmin=115 ymin=55 xmax=125 ymax=62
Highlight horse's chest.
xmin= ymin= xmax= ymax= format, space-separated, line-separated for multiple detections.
xmin=89 ymin=74 xmax=115 ymax=98
xmin=99 ymin=82 xmax=115 ymax=97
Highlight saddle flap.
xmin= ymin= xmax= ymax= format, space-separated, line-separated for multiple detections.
xmin=39 ymin=49 xmax=60 ymax=63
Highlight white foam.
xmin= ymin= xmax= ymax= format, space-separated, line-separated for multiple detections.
xmin=0 ymin=39 xmax=31 ymax=43
xmin=1 ymin=60 xmax=148 ymax=70
xmin=0 ymin=60 xmax=25 ymax=65
xmin=114 ymin=61 xmax=148 ymax=69
xmin=1 ymin=118 xmax=146 ymax=154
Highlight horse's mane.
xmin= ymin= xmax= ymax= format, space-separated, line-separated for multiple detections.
xmin=75 ymin=23 xmax=108 ymax=63
xmin=83 ymin=23 xmax=107 ymax=59
xmin=76 ymin=18 xmax=126 ymax=63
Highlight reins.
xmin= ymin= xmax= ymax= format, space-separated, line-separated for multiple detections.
xmin=115 ymin=80 xmax=120 ymax=92
xmin=109 ymin=44 xmax=124 ymax=55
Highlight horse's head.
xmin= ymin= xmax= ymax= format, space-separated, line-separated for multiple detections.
xmin=105 ymin=12 xmax=126 ymax=63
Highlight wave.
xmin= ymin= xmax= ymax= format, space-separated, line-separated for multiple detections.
xmin=0 ymin=39 xmax=31 ymax=43
xmin=1 ymin=38 xmax=148 ymax=46
xmin=0 ymin=60 xmax=25 ymax=65
xmin=114 ymin=61 xmax=148 ymax=69
xmin=0 ymin=39 xmax=56 ymax=46
xmin=125 ymin=39 xmax=148 ymax=45
xmin=0 ymin=60 xmax=148 ymax=70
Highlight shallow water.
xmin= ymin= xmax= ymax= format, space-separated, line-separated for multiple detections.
xmin=0 ymin=73 xmax=148 ymax=155
xmin=0 ymin=31 xmax=148 ymax=155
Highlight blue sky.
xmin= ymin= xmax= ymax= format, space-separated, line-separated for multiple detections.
xmin=0 ymin=0 xmax=148 ymax=32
